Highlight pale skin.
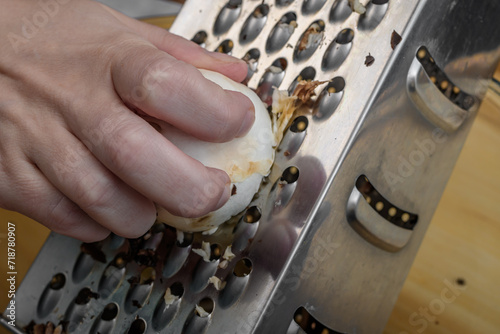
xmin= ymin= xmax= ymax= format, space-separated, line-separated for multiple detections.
xmin=0 ymin=0 xmax=255 ymax=242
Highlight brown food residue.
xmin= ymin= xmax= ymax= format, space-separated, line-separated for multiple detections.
xmin=231 ymin=184 xmax=237 ymax=196
xmin=292 ymin=80 xmax=330 ymax=104
xmin=365 ymin=53 xmax=375 ymax=67
xmin=391 ymin=30 xmax=402 ymax=50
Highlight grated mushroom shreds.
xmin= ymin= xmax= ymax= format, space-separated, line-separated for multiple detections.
xmin=348 ymin=0 xmax=366 ymax=14
xmin=208 ymin=276 xmax=227 ymax=291
xmin=176 ymin=229 xmax=184 ymax=244
xmin=163 ymin=288 xmax=179 ymax=306
xmin=192 ymin=241 xmax=211 ymax=262
xmin=195 ymin=305 xmax=210 ymax=318
xmin=222 ymin=245 xmax=235 ymax=262
xmin=271 ymin=90 xmax=298 ymax=145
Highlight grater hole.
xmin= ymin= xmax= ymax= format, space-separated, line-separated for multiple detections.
xmin=358 ymin=0 xmax=389 ymax=31
xmin=210 ymin=243 xmax=223 ymax=261
xmin=290 ymin=116 xmax=309 ymax=133
xmin=240 ymin=4 xmax=270 ymax=44
xmin=125 ymin=267 xmax=155 ymax=312
xmin=233 ymin=258 xmax=253 ymax=277
xmin=356 ymin=175 xmax=418 ymax=230
xmin=196 ymin=297 xmax=215 ymax=316
xmin=215 ymin=39 xmax=234 ymax=54
xmin=416 ymin=46 xmax=475 ymax=110
xmin=302 ymin=0 xmax=327 ymax=15
xmin=177 ymin=232 xmax=194 ymax=247
xmin=281 ymin=166 xmax=300 ymax=184
xmin=313 ymin=77 xmax=345 ymax=121
xmin=288 ymin=66 xmax=316 ymax=95
xmin=128 ymin=318 xmax=146 ymax=334
xmin=99 ymin=255 xmax=127 ymax=299
xmin=242 ymin=48 xmax=261 ymax=85
xmin=106 ymin=233 xmax=125 ymax=249
xmin=37 ymin=273 xmax=66 ymax=318
xmin=276 ymin=0 xmax=294 ymax=6
xmin=244 ymin=206 xmax=262 ymax=223
xmin=294 ymin=20 xmax=325 ymax=62
xmin=152 ymin=282 xmax=184 ymax=330
xmin=213 ymin=0 xmax=242 ymax=35
xmin=169 ymin=282 xmax=185 ymax=298
xmin=256 ymin=58 xmax=287 ymax=106
xmin=101 ymin=303 xmax=119 ymax=321
xmin=292 ymin=307 xmax=346 ymax=334
xmin=49 ymin=273 xmax=66 ymax=290
xmin=266 ymin=12 xmax=297 ymax=53
xmin=330 ymin=0 xmax=352 ymax=22
xmin=322 ymin=29 xmax=354 ymax=71
xmin=75 ymin=287 xmax=99 ymax=305
xmin=191 ymin=31 xmax=208 ymax=47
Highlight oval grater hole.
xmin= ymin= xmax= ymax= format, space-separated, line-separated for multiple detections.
xmin=288 ymin=66 xmax=316 ymax=95
xmin=358 ymin=0 xmax=389 ymax=31
xmin=244 ymin=205 xmax=262 ymax=223
xmin=301 ymin=0 xmax=327 ymax=15
xmin=191 ymin=246 xmax=221 ymax=293
xmin=50 ymin=273 xmax=66 ymax=290
xmin=210 ymin=243 xmax=223 ymax=261
xmin=98 ymin=253 xmax=127 ymax=298
xmin=276 ymin=0 xmax=294 ymax=6
xmin=266 ymin=12 xmax=297 ymax=53
xmin=90 ymin=302 xmax=119 ymax=334
xmin=215 ymin=39 xmax=234 ymax=54
xmin=322 ymin=28 xmax=354 ymax=71
xmin=281 ymin=166 xmax=300 ymax=184
xmin=213 ymin=0 xmax=242 ymax=35
xmin=127 ymin=318 xmax=147 ymax=334
xmin=239 ymin=4 xmax=270 ymax=44
xmin=75 ymin=287 xmax=99 ymax=305
xmin=177 ymin=231 xmax=194 ymax=248
xmin=191 ymin=30 xmax=208 ymax=47
xmin=197 ymin=297 xmax=215 ymax=317
xmin=294 ymin=20 xmax=325 ymax=62
xmin=290 ymin=116 xmax=309 ymax=133
xmin=37 ymin=273 xmax=66 ymax=318
xmin=152 ymin=282 xmax=184 ymax=330
xmin=242 ymin=48 xmax=261 ymax=85
xmin=125 ymin=267 xmax=156 ymax=313
xmin=330 ymin=0 xmax=352 ymax=22
xmin=233 ymin=258 xmax=253 ymax=277
xmin=256 ymin=58 xmax=287 ymax=105
xmin=313 ymin=77 xmax=345 ymax=121
xmin=101 ymin=303 xmax=119 ymax=321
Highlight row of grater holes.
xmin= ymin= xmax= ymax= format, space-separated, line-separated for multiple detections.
xmin=212 ymin=0 xmax=389 ymax=47
xmin=34 ymin=163 xmax=302 ymax=333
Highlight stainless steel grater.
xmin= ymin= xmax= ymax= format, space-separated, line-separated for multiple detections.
xmin=3 ymin=0 xmax=500 ymax=333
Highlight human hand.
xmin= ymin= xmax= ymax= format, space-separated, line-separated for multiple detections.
xmin=0 ymin=0 xmax=254 ymax=242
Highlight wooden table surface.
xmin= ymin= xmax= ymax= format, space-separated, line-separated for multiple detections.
xmin=0 ymin=34 xmax=498 ymax=334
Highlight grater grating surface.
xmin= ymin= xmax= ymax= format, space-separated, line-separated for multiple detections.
xmin=3 ymin=1 xmax=500 ymax=333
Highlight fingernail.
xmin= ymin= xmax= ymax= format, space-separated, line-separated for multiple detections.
xmin=237 ymin=107 xmax=255 ymax=138
xmin=213 ymin=171 xmax=231 ymax=209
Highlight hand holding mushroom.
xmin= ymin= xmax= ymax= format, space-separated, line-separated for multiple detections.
xmin=0 ymin=0 xmax=255 ymax=242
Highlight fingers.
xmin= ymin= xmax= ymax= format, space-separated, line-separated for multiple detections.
xmin=28 ymin=127 xmax=157 ymax=239
xmin=110 ymin=45 xmax=255 ymax=143
xmin=1 ymin=158 xmax=110 ymax=243
xmin=101 ymin=5 xmax=248 ymax=83
xmin=66 ymin=101 xmax=232 ymax=218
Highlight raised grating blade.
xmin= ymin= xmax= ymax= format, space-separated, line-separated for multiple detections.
xmin=3 ymin=0 xmax=500 ymax=333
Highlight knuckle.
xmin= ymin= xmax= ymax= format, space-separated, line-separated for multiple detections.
xmin=107 ymin=120 xmax=149 ymax=174
xmin=75 ymin=173 xmax=114 ymax=212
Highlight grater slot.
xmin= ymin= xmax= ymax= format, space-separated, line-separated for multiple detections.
xmin=288 ymin=307 xmax=346 ymax=334
xmin=408 ymin=46 xmax=477 ymax=132
xmin=346 ymin=175 xmax=418 ymax=252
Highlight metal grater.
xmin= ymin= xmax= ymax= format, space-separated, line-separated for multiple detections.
xmin=2 ymin=0 xmax=500 ymax=333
